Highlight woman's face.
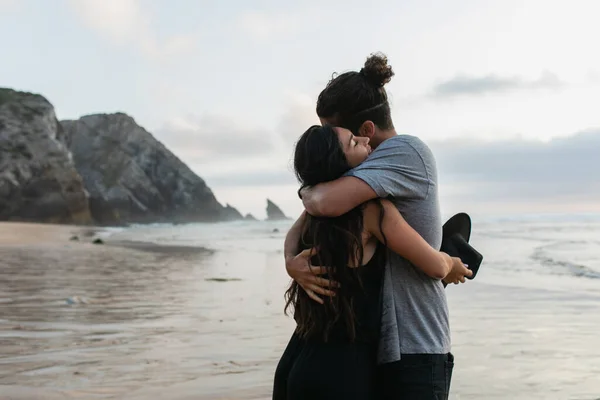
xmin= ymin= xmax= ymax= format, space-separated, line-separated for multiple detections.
xmin=334 ymin=127 xmax=371 ymax=168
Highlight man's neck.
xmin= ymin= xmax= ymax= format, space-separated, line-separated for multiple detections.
xmin=372 ymin=129 xmax=397 ymax=148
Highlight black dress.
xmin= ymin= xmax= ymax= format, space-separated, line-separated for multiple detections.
xmin=273 ymin=245 xmax=385 ymax=400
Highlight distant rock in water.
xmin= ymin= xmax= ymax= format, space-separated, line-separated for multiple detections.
xmin=0 ymin=88 xmax=92 ymax=224
xmin=60 ymin=113 xmax=242 ymax=225
xmin=266 ymin=199 xmax=289 ymax=220
xmin=244 ymin=213 xmax=257 ymax=221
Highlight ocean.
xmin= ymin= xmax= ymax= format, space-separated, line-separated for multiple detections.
xmin=112 ymin=213 xmax=600 ymax=289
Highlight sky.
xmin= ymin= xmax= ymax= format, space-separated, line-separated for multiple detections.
xmin=1 ymin=0 xmax=599 ymax=219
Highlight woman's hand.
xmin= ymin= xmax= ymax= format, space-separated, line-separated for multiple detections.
xmin=443 ymin=256 xmax=473 ymax=285
xmin=285 ymin=248 xmax=339 ymax=304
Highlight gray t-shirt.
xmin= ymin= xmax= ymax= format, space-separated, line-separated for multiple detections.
xmin=346 ymin=134 xmax=449 ymax=364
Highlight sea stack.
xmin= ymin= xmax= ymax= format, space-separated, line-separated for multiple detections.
xmin=244 ymin=213 xmax=258 ymax=221
xmin=266 ymin=199 xmax=289 ymax=220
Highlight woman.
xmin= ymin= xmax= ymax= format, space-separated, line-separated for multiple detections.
xmin=273 ymin=124 xmax=463 ymax=399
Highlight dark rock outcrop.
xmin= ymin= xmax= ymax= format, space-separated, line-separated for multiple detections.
xmin=266 ymin=199 xmax=288 ymax=220
xmin=244 ymin=213 xmax=257 ymax=221
xmin=0 ymin=88 xmax=92 ymax=224
xmin=59 ymin=113 xmax=241 ymax=225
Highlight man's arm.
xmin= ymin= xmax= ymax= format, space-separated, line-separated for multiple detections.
xmin=284 ymin=211 xmax=337 ymax=304
xmin=302 ymin=138 xmax=429 ymax=217
xmin=301 ymin=177 xmax=377 ymax=217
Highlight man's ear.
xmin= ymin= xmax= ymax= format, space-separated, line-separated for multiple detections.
xmin=358 ymin=121 xmax=376 ymax=139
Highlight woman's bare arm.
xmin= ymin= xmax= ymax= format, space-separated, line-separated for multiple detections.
xmin=364 ymin=200 xmax=468 ymax=280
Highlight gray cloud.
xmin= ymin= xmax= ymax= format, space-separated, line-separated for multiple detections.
xmin=155 ymin=114 xmax=274 ymax=162
xmin=430 ymin=129 xmax=600 ymax=203
xmin=432 ymin=71 xmax=564 ymax=98
xmin=155 ymin=95 xmax=318 ymax=164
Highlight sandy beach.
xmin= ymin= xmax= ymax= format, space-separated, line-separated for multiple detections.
xmin=1 ymin=221 xmax=600 ymax=400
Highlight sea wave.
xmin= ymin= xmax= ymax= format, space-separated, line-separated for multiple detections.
xmin=531 ymin=241 xmax=600 ymax=280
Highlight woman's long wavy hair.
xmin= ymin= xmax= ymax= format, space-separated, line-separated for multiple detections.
xmin=285 ymin=124 xmax=385 ymax=342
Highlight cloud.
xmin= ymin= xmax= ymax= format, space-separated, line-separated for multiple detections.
xmin=431 ymin=128 xmax=600 ymax=205
xmin=150 ymin=90 xmax=320 ymax=167
xmin=588 ymin=70 xmax=600 ymax=84
xmin=0 ymin=0 xmax=19 ymax=11
xmin=236 ymin=9 xmax=323 ymax=40
xmin=431 ymin=71 xmax=564 ymax=98
xmin=155 ymin=114 xmax=275 ymax=163
xmin=68 ymin=0 xmax=197 ymax=59
xmin=276 ymin=92 xmax=320 ymax=149
xmin=149 ymin=92 xmax=319 ymax=193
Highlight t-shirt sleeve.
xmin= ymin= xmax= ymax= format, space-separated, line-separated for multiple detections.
xmin=345 ymin=139 xmax=431 ymax=200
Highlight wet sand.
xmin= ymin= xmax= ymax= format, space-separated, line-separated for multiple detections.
xmin=1 ymin=222 xmax=600 ymax=399
xmin=0 ymin=222 xmax=88 ymax=245
xmin=0 ymin=222 xmax=292 ymax=400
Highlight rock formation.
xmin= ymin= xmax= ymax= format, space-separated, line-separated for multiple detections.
xmin=0 ymin=88 xmax=92 ymax=224
xmin=266 ymin=199 xmax=289 ymax=220
xmin=1 ymin=87 xmax=249 ymax=226
xmin=244 ymin=213 xmax=257 ymax=221
xmin=59 ymin=113 xmax=243 ymax=225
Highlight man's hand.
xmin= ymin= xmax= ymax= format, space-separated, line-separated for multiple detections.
xmin=285 ymin=248 xmax=339 ymax=304
xmin=443 ymin=257 xmax=473 ymax=285
xmin=299 ymin=186 xmax=321 ymax=216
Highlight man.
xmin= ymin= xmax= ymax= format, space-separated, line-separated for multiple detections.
xmin=284 ymin=53 xmax=471 ymax=399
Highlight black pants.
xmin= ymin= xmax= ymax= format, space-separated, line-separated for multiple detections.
xmin=377 ymin=353 xmax=454 ymax=400
xmin=273 ymin=332 xmax=377 ymax=400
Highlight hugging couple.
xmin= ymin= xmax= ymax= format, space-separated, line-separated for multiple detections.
xmin=272 ymin=53 xmax=476 ymax=400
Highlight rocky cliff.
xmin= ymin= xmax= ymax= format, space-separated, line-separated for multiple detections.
xmin=223 ymin=204 xmax=244 ymax=220
xmin=59 ymin=113 xmax=243 ymax=225
xmin=266 ymin=199 xmax=289 ymax=220
xmin=0 ymin=89 xmax=92 ymax=224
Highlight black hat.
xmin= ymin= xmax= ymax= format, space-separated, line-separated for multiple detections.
xmin=440 ymin=213 xmax=483 ymax=280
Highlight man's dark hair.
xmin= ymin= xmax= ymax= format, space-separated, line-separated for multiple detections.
xmin=316 ymin=52 xmax=395 ymax=134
